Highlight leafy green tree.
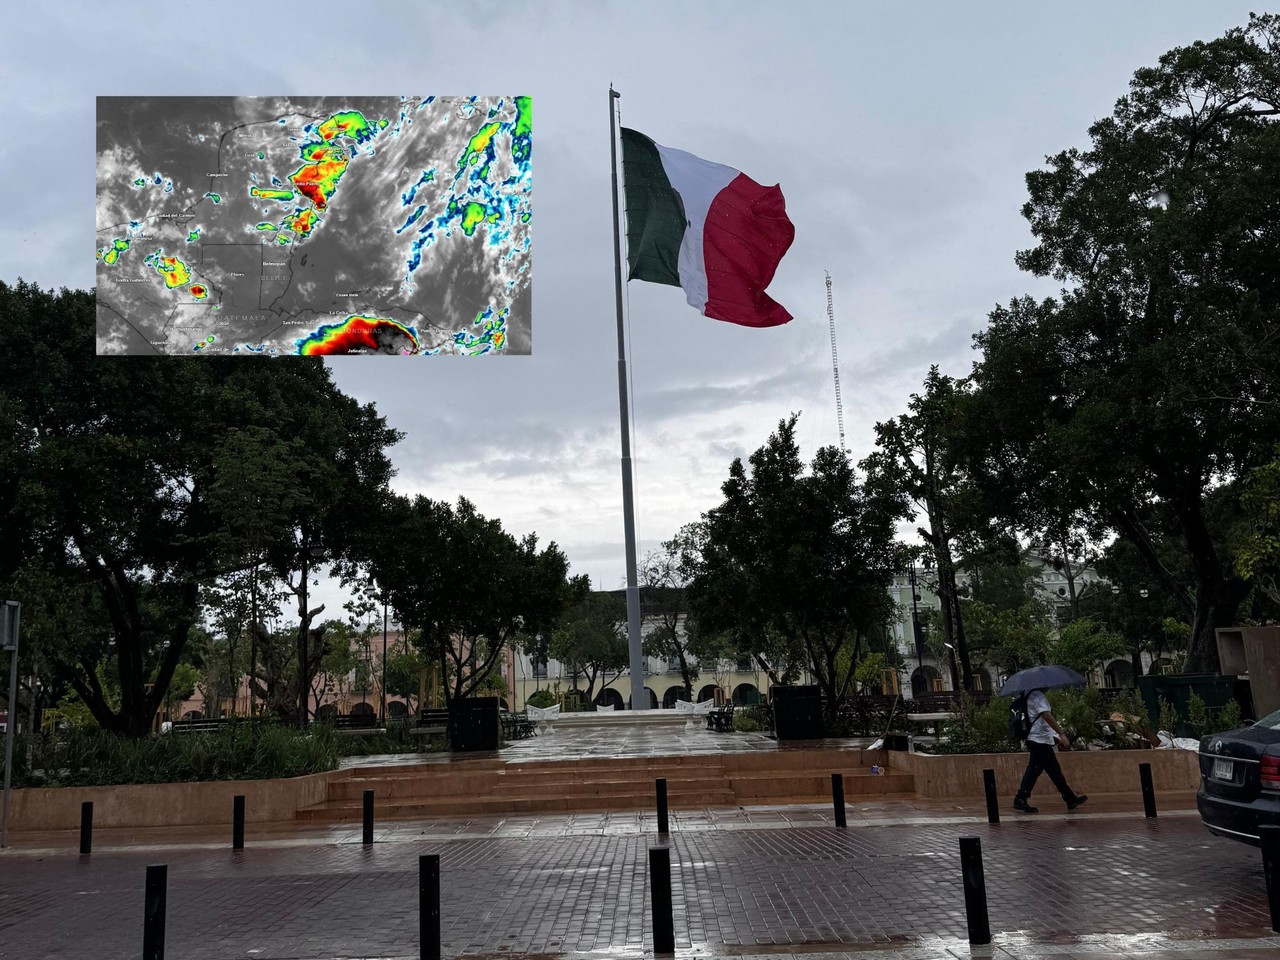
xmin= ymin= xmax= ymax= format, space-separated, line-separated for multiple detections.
xmin=549 ymin=591 xmax=629 ymax=705
xmin=689 ymin=415 xmax=906 ymax=718
xmin=372 ymin=496 xmax=581 ymax=706
xmin=969 ymin=16 xmax=1280 ymax=672
xmin=639 ymin=533 xmax=699 ymax=701
xmin=862 ymin=369 xmax=987 ymax=690
xmin=1047 ymin=618 xmax=1128 ymax=677
xmin=0 ymin=281 xmax=401 ymax=734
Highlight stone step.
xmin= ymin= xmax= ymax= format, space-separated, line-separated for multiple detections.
xmin=328 ymin=772 xmax=724 ymax=802
xmin=729 ymin=771 xmax=914 ymax=799
xmin=298 ymin=788 xmax=739 ymax=821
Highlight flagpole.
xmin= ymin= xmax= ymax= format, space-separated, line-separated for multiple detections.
xmin=608 ymin=85 xmax=647 ymax=712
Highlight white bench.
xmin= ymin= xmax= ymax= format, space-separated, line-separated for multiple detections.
xmin=526 ymin=703 xmax=560 ymax=734
xmin=675 ymin=698 xmax=715 ymax=730
xmin=595 ymin=703 xmax=614 ymax=712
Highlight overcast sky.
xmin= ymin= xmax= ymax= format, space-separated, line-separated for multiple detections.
xmin=1 ymin=1 xmax=1264 ymax=620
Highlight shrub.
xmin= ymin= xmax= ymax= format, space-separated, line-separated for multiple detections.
xmin=1187 ymin=691 xmax=1210 ymax=734
xmin=1214 ymin=698 xmax=1243 ymax=733
xmin=936 ymin=695 xmax=1020 ymax=754
xmin=13 ymin=722 xmax=340 ymax=788
xmin=1158 ymin=696 xmax=1179 ymax=734
xmin=732 ymin=710 xmax=760 ymax=732
xmin=526 ymin=689 xmax=557 ymax=709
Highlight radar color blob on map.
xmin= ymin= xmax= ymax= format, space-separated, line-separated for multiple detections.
xmin=315 ymin=111 xmax=377 ymax=144
xmin=189 ymin=284 xmax=208 ymax=299
xmin=146 ymin=253 xmax=191 ymax=288
xmin=100 ymin=238 xmax=131 ymax=265
xmin=288 ymin=155 xmax=349 ymax=209
xmin=295 ymin=315 xmax=420 ymax=355
xmin=251 ymin=187 xmax=295 ymax=201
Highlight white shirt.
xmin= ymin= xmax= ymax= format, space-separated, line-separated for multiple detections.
xmin=1026 ymin=690 xmax=1057 ymax=745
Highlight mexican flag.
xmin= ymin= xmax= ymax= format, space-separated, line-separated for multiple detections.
xmin=620 ymin=128 xmax=795 ymax=328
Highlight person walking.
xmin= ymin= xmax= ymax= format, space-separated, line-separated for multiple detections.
xmin=1013 ymin=687 xmax=1088 ymax=813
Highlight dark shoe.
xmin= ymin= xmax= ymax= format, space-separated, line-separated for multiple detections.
xmin=1067 ymin=794 xmax=1088 ymax=811
xmin=1012 ymin=798 xmax=1039 ymax=814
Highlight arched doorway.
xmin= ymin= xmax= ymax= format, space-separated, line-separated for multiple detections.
xmin=971 ymin=668 xmax=992 ymax=693
xmin=627 ymin=688 xmax=659 ymax=709
xmin=696 ymin=684 xmax=721 ymax=703
xmin=596 ymin=688 xmax=624 ymax=710
xmin=387 ymin=700 xmax=408 ymax=719
xmin=350 ymin=701 xmax=375 ymax=717
xmin=1105 ymin=659 xmax=1134 ymax=689
xmin=315 ymin=703 xmax=339 ymax=721
xmin=911 ymin=665 xmax=943 ymax=697
xmin=662 ymin=686 xmax=690 ymax=708
xmin=732 ymin=683 xmax=760 ymax=706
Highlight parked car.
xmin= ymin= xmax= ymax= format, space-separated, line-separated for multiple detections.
xmin=1197 ymin=708 xmax=1280 ymax=845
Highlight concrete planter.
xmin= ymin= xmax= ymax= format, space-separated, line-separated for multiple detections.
xmin=6 ymin=769 xmax=344 ymax=832
xmin=890 ymin=746 xmax=1199 ymax=799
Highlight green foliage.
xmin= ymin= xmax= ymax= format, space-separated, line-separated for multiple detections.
xmin=853 ymin=651 xmax=887 ymax=694
xmin=333 ymin=722 xmax=433 ymax=757
xmin=688 ymin=414 xmax=907 ymax=715
xmin=10 ymin=723 xmax=339 ymax=787
xmin=1047 ymin=618 xmax=1128 ymax=676
xmin=0 ymin=279 xmax=402 ymax=735
xmin=526 ymin=689 xmax=557 ymax=708
xmin=371 ymin=496 xmax=581 ymax=705
xmin=1187 ymin=691 xmax=1210 ymax=734
xmin=1048 ymin=686 xmax=1104 ymax=743
xmin=1215 ymin=698 xmax=1243 ymax=733
xmin=732 ymin=710 xmax=761 ymax=732
xmin=937 ymin=695 xmax=1021 ymax=754
xmin=1158 ymin=696 xmax=1178 ymax=734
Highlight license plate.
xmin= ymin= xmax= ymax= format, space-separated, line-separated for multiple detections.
xmin=1212 ymin=758 xmax=1234 ymax=781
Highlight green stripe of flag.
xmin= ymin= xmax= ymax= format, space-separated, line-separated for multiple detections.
xmin=620 ymin=128 xmax=685 ymax=287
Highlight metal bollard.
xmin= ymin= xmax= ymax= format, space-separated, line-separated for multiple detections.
xmin=420 ymin=853 xmax=441 ymax=960
xmin=655 ymin=778 xmax=669 ymax=835
xmin=958 ymin=836 xmax=991 ymax=945
xmin=831 ymin=773 xmax=847 ymax=828
xmin=363 ymin=789 xmax=375 ymax=845
xmin=648 ymin=845 xmax=675 ymax=954
xmin=1262 ymin=825 xmax=1280 ymax=932
xmin=1139 ymin=762 xmax=1157 ymax=818
xmin=232 ymin=795 xmax=245 ymax=850
xmin=982 ymin=768 xmax=1000 ymax=824
xmin=142 ymin=863 xmax=167 ymax=960
xmin=79 ymin=801 xmax=93 ymax=856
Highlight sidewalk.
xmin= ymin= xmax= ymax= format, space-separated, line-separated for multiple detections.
xmin=2 ymin=791 xmax=1274 ymax=960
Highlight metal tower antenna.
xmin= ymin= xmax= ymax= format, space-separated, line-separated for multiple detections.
xmin=825 ymin=271 xmax=847 ymax=452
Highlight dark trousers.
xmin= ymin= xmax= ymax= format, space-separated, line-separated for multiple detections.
xmin=1016 ymin=741 xmax=1077 ymax=803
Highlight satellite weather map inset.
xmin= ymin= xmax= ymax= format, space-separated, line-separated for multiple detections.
xmin=95 ymin=96 xmax=531 ymax=355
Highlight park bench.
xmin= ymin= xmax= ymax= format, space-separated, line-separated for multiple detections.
xmin=500 ymin=711 xmax=536 ymax=740
xmin=333 ymin=713 xmax=381 ymax=732
xmin=526 ymin=703 xmax=560 ymax=734
xmin=167 ymin=717 xmax=231 ymax=734
xmin=417 ymin=708 xmax=450 ymax=736
xmin=705 ymin=704 xmax=735 ymax=732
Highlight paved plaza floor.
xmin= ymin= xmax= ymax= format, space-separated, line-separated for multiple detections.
xmin=2 ymin=723 xmax=1270 ymax=959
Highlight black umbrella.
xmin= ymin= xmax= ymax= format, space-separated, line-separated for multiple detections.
xmin=998 ymin=664 xmax=1088 ymax=698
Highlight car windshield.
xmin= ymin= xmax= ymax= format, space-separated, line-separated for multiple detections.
xmin=1254 ymin=708 xmax=1280 ymax=730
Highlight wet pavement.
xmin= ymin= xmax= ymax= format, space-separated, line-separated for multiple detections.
xmin=2 ymin=802 xmax=1276 ymax=959
xmin=1 ymin=723 xmax=1258 ymax=959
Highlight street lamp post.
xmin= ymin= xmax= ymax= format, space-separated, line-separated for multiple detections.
xmin=1112 ymin=583 xmax=1150 ymax=685
xmin=943 ymin=642 xmax=961 ymax=693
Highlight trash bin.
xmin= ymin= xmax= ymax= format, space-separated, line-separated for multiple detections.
xmin=448 ymin=696 xmax=500 ymax=752
xmin=771 ymin=685 xmax=825 ymax=740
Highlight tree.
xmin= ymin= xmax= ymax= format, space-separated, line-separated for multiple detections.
xmin=639 ymin=532 xmax=700 ymax=701
xmin=689 ymin=415 xmax=907 ymax=718
xmin=0 ymin=280 xmax=402 ymax=735
xmin=970 ymin=16 xmax=1280 ymax=674
xmin=548 ymin=591 xmax=628 ymax=704
xmin=372 ymin=496 xmax=581 ymax=706
xmin=861 ymin=368 xmax=985 ymax=690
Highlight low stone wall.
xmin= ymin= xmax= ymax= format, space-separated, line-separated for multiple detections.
xmin=7 ymin=769 xmax=346 ymax=831
xmin=890 ymin=746 xmax=1199 ymax=799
